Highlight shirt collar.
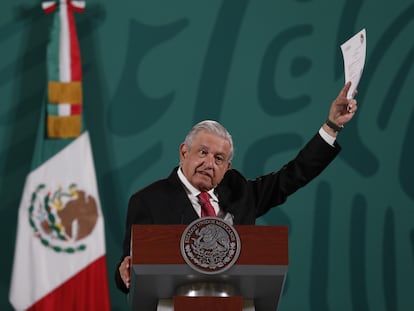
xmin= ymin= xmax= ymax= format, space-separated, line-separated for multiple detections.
xmin=177 ymin=167 xmax=218 ymax=201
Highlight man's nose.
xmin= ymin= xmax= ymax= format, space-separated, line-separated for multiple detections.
xmin=204 ymin=154 xmax=215 ymax=168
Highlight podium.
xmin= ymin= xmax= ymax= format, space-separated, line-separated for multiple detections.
xmin=129 ymin=223 xmax=288 ymax=311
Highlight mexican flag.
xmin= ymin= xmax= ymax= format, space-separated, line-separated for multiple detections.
xmin=9 ymin=1 xmax=111 ymax=310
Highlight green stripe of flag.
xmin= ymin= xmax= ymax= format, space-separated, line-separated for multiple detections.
xmin=47 ymin=8 xmax=61 ymax=82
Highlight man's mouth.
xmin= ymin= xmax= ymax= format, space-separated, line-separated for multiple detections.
xmin=197 ymin=171 xmax=212 ymax=179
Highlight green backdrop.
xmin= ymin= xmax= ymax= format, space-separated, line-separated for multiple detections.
xmin=1 ymin=0 xmax=413 ymax=310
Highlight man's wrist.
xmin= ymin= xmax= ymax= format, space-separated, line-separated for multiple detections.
xmin=325 ymin=118 xmax=343 ymax=133
xmin=322 ymin=123 xmax=338 ymax=138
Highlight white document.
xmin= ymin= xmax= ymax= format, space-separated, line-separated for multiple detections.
xmin=340 ymin=28 xmax=366 ymax=99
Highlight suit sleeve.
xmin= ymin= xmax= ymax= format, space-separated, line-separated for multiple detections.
xmin=251 ymin=132 xmax=340 ymax=217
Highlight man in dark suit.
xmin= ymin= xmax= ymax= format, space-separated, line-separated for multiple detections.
xmin=115 ymin=82 xmax=358 ymax=293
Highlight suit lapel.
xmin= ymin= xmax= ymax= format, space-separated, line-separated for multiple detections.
xmin=166 ymin=168 xmax=199 ymax=224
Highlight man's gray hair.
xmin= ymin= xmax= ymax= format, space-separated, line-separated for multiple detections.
xmin=183 ymin=120 xmax=234 ymax=161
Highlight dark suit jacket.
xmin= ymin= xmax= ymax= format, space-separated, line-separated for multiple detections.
xmin=115 ymin=133 xmax=340 ymax=293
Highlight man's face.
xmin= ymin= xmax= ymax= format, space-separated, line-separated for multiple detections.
xmin=180 ymin=131 xmax=232 ymax=191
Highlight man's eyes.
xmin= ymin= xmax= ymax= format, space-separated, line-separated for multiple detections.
xmin=215 ymin=156 xmax=224 ymax=164
xmin=198 ymin=149 xmax=208 ymax=156
xmin=197 ymin=149 xmax=226 ymax=164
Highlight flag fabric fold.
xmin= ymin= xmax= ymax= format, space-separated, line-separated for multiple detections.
xmin=9 ymin=1 xmax=110 ymax=310
xmin=10 ymin=133 xmax=111 ymax=311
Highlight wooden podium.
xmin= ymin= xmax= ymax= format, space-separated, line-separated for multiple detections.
xmin=129 ymin=224 xmax=288 ymax=311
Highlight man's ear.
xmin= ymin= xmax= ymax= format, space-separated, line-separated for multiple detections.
xmin=179 ymin=143 xmax=187 ymax=160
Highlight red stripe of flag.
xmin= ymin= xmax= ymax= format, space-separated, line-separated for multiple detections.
xmin=26 ymin=256 xmax=111 ymax=311
xmin=71 ymin=104 xmax=82 ymax=115
xmin=66 ymin=3 xmax=82 ymax=81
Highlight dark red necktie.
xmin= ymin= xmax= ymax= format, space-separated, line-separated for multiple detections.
xmin=198 ymin=192 xmax=216 ymax=217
